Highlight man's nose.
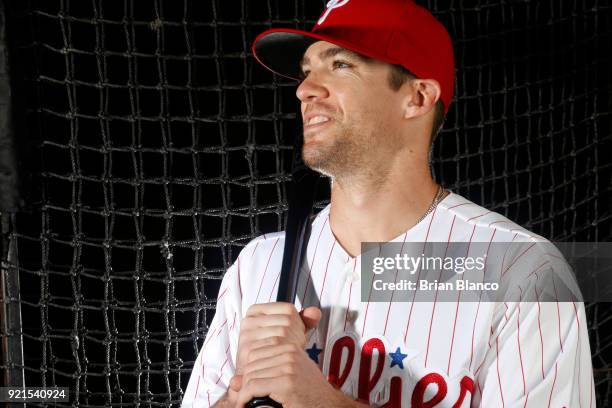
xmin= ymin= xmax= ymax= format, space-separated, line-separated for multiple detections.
xmin=296 ymin=74 xmax=329 ymax=102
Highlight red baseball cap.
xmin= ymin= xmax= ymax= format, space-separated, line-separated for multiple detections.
xmin=252 ymin=0 xmax=455 ymax=113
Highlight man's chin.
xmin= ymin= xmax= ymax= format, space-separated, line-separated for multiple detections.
xmin=301 ymin=148 xmax=333 ymax=176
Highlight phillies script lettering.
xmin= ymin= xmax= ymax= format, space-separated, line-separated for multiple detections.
xmin=326 ymin=336 xmax=475 ymax=407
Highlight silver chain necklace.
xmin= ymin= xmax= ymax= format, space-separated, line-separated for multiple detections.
xmin=413 ymin=185 xmax=446 ymax=226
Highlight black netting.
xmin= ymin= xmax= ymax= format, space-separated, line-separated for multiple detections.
xmin=1 ymin=0 xmax=611 ymax=406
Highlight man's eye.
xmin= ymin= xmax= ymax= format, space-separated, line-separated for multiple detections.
xmin=299 ymin=70 xmax=310 ymax=80
xmin=333 ymin=60 xmax=352 ymax=69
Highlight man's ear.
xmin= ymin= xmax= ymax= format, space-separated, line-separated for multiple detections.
xmin=402 ymin=79 xmax=442 ymax=120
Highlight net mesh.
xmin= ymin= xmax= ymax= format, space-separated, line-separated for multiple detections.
xmin=1 ymin=0 xmax=611 ymax=406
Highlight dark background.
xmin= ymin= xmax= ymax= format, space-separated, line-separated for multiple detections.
xmin=1 ymin=0 xmax=611 ymax=406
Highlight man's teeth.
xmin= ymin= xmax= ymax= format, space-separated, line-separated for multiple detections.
xmin=308 ymin=116 xmax=330 ymax=125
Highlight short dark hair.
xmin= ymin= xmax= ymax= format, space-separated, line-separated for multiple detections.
xmin=387 ymin=65 xmax=446 ymax=144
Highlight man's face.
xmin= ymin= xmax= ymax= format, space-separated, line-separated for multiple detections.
xmin=296 ymin=41 xmax=405 ymax=179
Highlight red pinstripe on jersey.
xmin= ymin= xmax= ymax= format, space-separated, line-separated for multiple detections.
xmin=317 ymin=241 xmax=337 ymax=306
xmin=193 ymin=359 xmax=204 ymax=407
xmin=214 ymin=342 xmax=232 ymax=385
xmin=254 ymin=238 xmax=280 ymax=303
xmin=546 ymin=363 xmax=559 ymax=408
xmin=499 ymin=233 xmax=518 ymax=279
xmin=194 ymin=318 xmax=230 ymax=404
xmin=383 ymin=232 xmax=408 ymax=336
xmin=526 ymin=260 xmax=550 ymax=280
xmin=535 ymin=274 xmax=545 ymax=380
xmin=361 ymin=244 xmax=381 ymax=338
xmin=572 ymin=301 xmax=586 ymax=408
xmin=404 ymin=204 xmax=439 ymax=343
xmin=217 ymin=287 xmax=228 ymax=302
xmin=467 ymin=211 xmax=491 ymax=222
xmin=468 ymin=228 xmax=496 ymax=372
xmin=446 ymin=297 xmax=461 ymax=375
xmin=230 ymin=312 xmax=237 ymax=331
xmin=343 ymin=260 xmax=356 ymax=331
xmin=250 ymin=233 xmax=266 ymax=257
xmin=503 ymin=302 xmax=510 ymax=323
xmin=201 ymin=318 xmax=227 ymax=352
xmin=552 ymin=276 xmax=564 ymax=353
xmin=495 ymin=336 xmax=505 ymax=408
xmin=424 ymin=214 xmax=456 ymax=368
xmin=301 ymin=218 xmax=328 ymax=305
xmin=268 ymin=269 xmax=281 ymax=302
xmin=447 ymin=202 xmax=474 ymax=210
xmin=302 ymin=218 xmax=328 ymax=299
xmin=501 ymin=243 xmax=536 ymax=278
xmin=446 ymin=223 xmax=476 ymax=374
xmin=517 ymin=288 xmax=527 ymax=397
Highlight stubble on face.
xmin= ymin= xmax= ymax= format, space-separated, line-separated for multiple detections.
xmin=301 ymin=110 xmax=392 ymax=187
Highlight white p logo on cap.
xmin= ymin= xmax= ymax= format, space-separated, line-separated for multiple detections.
xmin=317 ymin=0 xmax=350 ymax=26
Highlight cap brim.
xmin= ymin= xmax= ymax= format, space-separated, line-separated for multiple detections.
xmin=253 ymin=28 xmax=404 ymax=81
xmin=252 ymin=29 xmax=324 ymax=80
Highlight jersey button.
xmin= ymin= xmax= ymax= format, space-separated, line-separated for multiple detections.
xmin=347 ymin=310 xmax=358 ymax=322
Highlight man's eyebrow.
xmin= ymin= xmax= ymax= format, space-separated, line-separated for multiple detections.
xmin=299 ymin=47 xmax=370 ymax=71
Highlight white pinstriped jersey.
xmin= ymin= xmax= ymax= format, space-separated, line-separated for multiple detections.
xmin=182 ymin=191 xmax=595 ymax=407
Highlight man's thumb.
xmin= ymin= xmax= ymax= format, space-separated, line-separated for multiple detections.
xmin=229 ymin=374 xmax=242 ymax=392
xmin=300 ymin=306 xmax=322 ymax=330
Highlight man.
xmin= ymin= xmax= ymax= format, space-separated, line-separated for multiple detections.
xmin=182 ymin=0 xmax=594 ymax=406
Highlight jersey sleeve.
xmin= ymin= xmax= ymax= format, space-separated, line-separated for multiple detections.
xmin=181 ymin=260 xmax=243 ymax=408
xmin=472 ymin=264 xmax=595 ymax=407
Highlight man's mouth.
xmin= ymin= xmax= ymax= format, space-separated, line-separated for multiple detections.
xmin=306 ymin=115 xmax=330 ymax=125
xmin=304 ymin=115 xmax=332 ymax=132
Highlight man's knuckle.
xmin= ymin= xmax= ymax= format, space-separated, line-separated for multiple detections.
xmin=246 ymin=350 xmax=258 ymax=363
xmin=239 ymin=321 xmax=253 ymax=339
xmin=284 ymin=364 xmax=296 ymax=376
xmin=279 ymin=326 xmax=290 ymax=337
xmin=247 ymin=372 xmax=260 ymax=385
xmin=285 ymin=351 xmax=298 ymax=364
xmin=247 ymin=377 xmax=261 ymax=391
xmin=281 ymin=303 xmax=295 ymax=315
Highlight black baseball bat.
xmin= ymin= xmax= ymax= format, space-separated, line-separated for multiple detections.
xmin=245 ymin=163 xmax=319 ymax=408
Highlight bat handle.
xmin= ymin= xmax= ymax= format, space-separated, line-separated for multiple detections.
xmin=245 ymin=396 xmax=283 ymax=407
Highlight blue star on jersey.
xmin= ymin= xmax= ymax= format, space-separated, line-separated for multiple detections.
xmin=306 ymin=343 xmax=323 ymax=364
xmin=389 ymin=347 xmax=408 ymax=369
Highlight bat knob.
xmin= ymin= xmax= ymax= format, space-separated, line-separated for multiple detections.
xmin=245 ymin=396 xmax=283 ymax=407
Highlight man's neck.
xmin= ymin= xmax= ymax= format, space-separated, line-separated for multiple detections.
xmin=328 ymin=166 xmax=440 ymax=257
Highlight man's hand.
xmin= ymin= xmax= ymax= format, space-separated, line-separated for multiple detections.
xmin=221 ymin=302 xmax=369 ymax=407
xmin=233 ymin=338 xmax=360 ymax=408
xmin=235 ymin=303 xmax=321 ymax=373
